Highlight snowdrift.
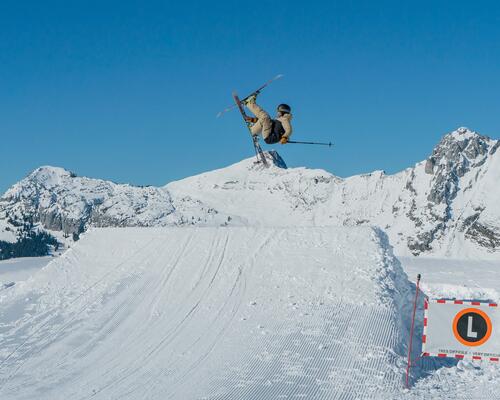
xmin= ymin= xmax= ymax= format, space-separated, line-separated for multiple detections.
xmin=0 ymin=227 xmax=414 ymax=399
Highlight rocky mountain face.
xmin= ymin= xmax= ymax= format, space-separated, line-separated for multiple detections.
xmin=400 ymin=127 xmax=500 ymax=255
xmin=0 ymin=167 xmax=234 ymax=259
xmin=1 ymin=127 xmax=499 ymax=260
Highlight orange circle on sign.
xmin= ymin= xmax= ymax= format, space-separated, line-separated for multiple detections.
xmin=452 ymin=307 xmax=492 ymax=347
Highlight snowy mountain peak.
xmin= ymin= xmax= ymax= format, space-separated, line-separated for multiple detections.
xmin=425 ymin=127 xmax=498 ymax=176
xmin=29 ymin=166 xmax=76 ymax=187
xmin=448 ymin=126 xmax=479 ymax=140
xmin=434 ymin=127 xmax=496 ymax=156
xmin=1 ymin=127 xmax=499 ymax=260
xmin=32 ymin=165 xmax=76 ymax=179
xmin=3 ymin=166 xmax=76 ymax=201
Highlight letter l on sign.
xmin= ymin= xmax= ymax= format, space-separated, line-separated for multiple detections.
xmin=467 ymin=316 xmax=478 ymax=338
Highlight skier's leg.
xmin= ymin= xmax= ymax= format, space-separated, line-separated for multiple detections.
xmin=250 ymin=120 xmax=263 ymax=136
xmin=247 ymin=102 xmax=273 ymax=139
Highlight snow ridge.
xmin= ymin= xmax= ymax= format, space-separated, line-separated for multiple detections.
xmin=1 ymin=129 xmax=499 ymax=259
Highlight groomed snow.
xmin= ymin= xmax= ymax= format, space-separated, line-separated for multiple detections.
xmin=0 ymin=256 xmax=53 ymax=289
xmin=0 ymin=227 xmax=414 ymax=399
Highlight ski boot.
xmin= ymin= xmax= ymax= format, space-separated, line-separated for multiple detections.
xmin=241 ymin=91 xmax=259 ymax=105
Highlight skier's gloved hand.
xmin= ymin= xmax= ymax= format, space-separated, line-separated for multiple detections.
xmin=280 ymin=136 xmax=288 ymax=144
xmin=245 ymin=116 xmax=258 ymax=123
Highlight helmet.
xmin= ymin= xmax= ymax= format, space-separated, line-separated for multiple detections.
xmin=277 ymin=103 xmax=291 ymax=114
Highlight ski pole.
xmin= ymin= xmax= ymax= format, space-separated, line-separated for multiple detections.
xmin=287 ymin=140 xmax=333 ymax=147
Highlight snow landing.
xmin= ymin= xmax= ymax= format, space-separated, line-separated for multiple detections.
xmin=0 ymin=227 xmax=414 ymax=399
xmin=0 ymin=256 xmax=53 ymax=290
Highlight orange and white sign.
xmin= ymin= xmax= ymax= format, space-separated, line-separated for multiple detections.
xmin=422 ymin=299 xmax=499 ymax=362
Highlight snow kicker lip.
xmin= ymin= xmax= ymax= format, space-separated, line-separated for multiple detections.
xmin=0 ymin=227 xmax=413 ymax=399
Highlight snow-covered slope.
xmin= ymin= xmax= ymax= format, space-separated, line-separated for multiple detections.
xmin=1 ymin=127 xmax=499 ymax=259
xmin=0 ymin=227 xmax=414 ymax=399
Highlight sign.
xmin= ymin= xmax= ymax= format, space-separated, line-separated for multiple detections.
xmin=422 ymin=299 xmax=500 ymax=362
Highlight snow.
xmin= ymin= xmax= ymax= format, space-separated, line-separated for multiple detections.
xmin=1 ymin=229 xmax=499 ymax=398
xmin=0 ymin=226 xmax=416 ymax=399
xmin=402 ymin=256 xmax=500 ymax=303
xmin=2 ymin=127 xmax=499 ymax=259
xmin=449 ymin=126 xmax=480 ymax=141
xmin=0 ymin=227 xmax=15 ymax=243
xmin=0 ymin=127 xmax=500 ymax=398
xmin=0 ymin=256 xmax=53 ymax=289
xmin=163 ymin=127 xmax=500 ymax=259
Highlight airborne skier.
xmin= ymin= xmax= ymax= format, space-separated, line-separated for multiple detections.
xmin=242 ymin=94 xmax=293 ymax=145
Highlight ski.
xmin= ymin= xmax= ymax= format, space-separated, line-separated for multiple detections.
xmin=217 ymin=74 xmax=283 ymax=118
xmin=232 ymin=92 xmax=268 ymax=167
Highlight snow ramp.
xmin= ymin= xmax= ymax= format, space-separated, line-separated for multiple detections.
xmin=0 ymin=227 xmax=414 ymax=399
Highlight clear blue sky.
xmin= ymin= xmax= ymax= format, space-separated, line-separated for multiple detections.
xmin=1 ymin=0 xmax=499 ymax=193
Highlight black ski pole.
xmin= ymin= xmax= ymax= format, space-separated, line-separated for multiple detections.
xmin=287 ymin=140 xmax=333 ymax=147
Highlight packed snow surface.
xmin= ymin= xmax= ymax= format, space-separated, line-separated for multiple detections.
xmin=0 ymin=257 xmax=53 ymax=289
xmin=0 ymin=227 xmax=414 ymax=399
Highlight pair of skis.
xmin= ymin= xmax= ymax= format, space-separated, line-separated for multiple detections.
xmin=232 ymin=92 xmax=268 ymax=166
xmin=220 ymin=75 xmax=284 ymax=167
xmin=217 ymin=74 xmax=283 ymax=118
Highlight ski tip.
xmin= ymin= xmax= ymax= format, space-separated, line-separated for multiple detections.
xmin=276 ymin=74 xmax=284 ymax=79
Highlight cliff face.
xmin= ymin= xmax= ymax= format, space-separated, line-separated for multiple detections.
xmin=404 ymin=127 xmax=500 ymax=255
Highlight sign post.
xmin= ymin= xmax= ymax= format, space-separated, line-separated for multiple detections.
xmin=406 ymin=274 xmax=421 ymax=388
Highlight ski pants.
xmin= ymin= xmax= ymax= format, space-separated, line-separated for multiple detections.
xmin=247 ymin=102 xmax=273 ymax=140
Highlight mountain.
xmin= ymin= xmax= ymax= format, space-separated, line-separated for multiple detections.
xmin=1 ymin=127 xmax=499 ymax=260
xmin=0 ymin=167 xmax=235 ymax=260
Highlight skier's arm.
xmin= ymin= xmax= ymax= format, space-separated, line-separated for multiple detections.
xmin=280 ymin=115 xmax=293 ymax=139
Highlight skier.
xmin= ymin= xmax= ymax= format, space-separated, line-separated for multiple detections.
xmin=242 ymin=94 xmax=292 ymax=145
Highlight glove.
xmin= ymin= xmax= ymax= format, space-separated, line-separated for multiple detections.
xmin=280 ymin=136 xmax=288 ymax=144
xmin=245 ymin=116 xmax=258 ymax=123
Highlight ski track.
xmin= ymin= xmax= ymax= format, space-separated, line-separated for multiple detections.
xmin=0 ymin=227 xmax=414 ymax=399
xmin=0 ymin=236 xmax=161 ymax=385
